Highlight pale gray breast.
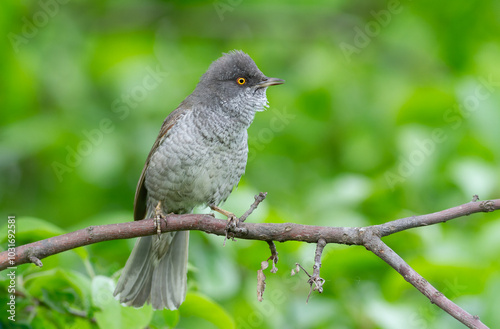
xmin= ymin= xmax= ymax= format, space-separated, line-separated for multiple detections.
xmin=144 ymin=110 xmax=248 ymax=214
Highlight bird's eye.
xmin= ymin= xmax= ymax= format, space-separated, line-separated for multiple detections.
xmin=236 ymin=77 xmax=246 ymax=85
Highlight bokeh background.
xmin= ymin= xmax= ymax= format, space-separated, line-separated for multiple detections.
xmin=1 ymin=0 xmax=500 ymax=328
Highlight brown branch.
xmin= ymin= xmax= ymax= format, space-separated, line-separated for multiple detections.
xmin=2 ymin=198 xmax=499 ymax=328
xmin=363 ymin=229 xmax=488 ymax=329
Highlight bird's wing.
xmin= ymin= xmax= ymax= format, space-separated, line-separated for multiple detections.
xmin=133 ymin=104 xmax=191 ymax=221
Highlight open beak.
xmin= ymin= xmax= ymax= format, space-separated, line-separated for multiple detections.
xmin=256 ymin=77 xmax=285 ymax=89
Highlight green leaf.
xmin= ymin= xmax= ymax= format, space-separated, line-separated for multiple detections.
xmin=91 ymin=275 xmax=153 ymax=329
xmin=30 ymin=305 xmax=94 ymax=329
xmin=0 ymin=217 xmax=65 ymax=245
xmin=150 ymin=309 xmax=180 ymax=329
xmin=25 ymin=268 xmax=91 ymax=312
xmin=180 ymin=293 xmax=235 ymax=329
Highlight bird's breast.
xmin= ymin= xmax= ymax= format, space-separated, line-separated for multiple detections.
xmin=144 ymin=113 xmax=248 ymax=213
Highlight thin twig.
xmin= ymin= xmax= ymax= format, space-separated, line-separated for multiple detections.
xmin=292 ymin=239 xmax=327 ymax=303
xmin=28 ymin=255 xmax=43 ymax=267
xmin=257 ymin=240 xmax=279 ymax=302
xmin=240 ymin=192 xmax=267 ymax=222
xmin=266 ymin=241 xmax=279 ymax=273
xmin=307 ymin=239 xmax=326 ymax=302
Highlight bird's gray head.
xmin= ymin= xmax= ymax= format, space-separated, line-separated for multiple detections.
xmin=193 ymin=50 xmax=284 ymax=125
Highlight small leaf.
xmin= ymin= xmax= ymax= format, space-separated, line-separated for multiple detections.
xmin=180 ymin=293 xmax=235 ymax=329
xmin=91 ymin=275 xmax=153 ymax=329
xmin=260 ymin=260 xmax=269 ymax=271
xmin=150 ymin=309 xmax=180 ymax=329
xmin=25 ymin=268 xmax=91 ymax=312
xmin=257 ymin=269 xmax=266 ymax=302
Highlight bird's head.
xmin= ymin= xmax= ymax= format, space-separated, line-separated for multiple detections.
xmin=194 ymin=50 xmax=284 ymax=121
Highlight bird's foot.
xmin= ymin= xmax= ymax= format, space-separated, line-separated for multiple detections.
xmin=226 ymin=213 xmax=239 ymax=232
xmin=154 ymin=201 xmax=166 ymax=238
xmin=209 ymin=204 xmax=241 ymax=245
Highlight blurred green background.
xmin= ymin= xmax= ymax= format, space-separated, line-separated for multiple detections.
xmin=1 ymin=0 xmax=500 ymax=328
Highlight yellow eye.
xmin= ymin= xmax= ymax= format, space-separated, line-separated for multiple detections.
xmin=236 ymin=77 xmax=246 ymax=85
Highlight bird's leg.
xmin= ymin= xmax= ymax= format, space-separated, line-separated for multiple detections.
xmin=209 ymin=204 xmax=240 ymax=243
xmin=209 ymin=204 xmax=239 ymax=226
xmin=154 ymin=201 xmax=165 ymax=238
xmin=209 ymin=204 xmax=237 ymax=220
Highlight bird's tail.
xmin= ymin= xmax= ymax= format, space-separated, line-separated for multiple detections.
xmin=113 ymin=231 xmax=189 ymax=310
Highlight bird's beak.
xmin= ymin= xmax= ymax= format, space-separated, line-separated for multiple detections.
xmin=256 ymin=77 xmax=285 ymax=89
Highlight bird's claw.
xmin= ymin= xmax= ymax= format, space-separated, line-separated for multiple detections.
xmin=154 ymin=216 xmax=162 ymax=238
xmin=208 ymin=204 xmax=244 ymax=245
xmin=225 ymin=214 xmax=239 ymax=231
xmin=223 ymin=213 xmax=240 ymax=245
xmin=154 ymin=201 xmax=165 ymax=238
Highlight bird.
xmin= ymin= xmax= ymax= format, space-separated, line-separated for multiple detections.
xmin=113 ymin=50 xmax=284 ymax=310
